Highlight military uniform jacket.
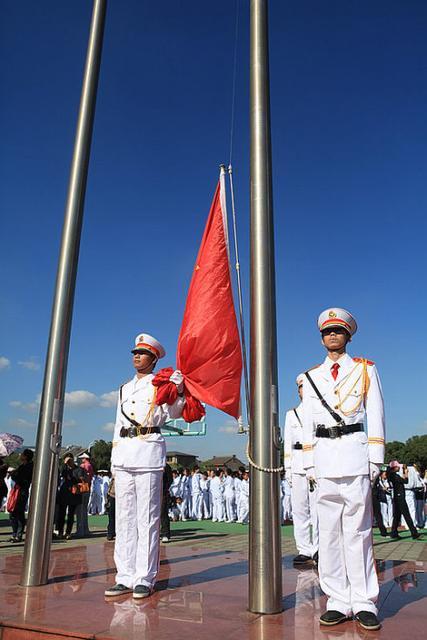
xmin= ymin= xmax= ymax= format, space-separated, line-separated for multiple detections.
xmin=302 ymin=354 xmax=385 ymax=478
xmin=111 ymin=374 xmax=184 ymax=470
xmin=284 ymin=403 xmax=305 ymax=475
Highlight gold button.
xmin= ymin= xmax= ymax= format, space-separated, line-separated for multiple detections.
xmin=334 ymin=405 xmax=339 ymax=410
xmin=334 ymin=390 xmax=338 ymax=395
xmin=131 ymin=413 xmax=135 ymax=416
xmin=132 ymin=401 xmax=135 ymax=404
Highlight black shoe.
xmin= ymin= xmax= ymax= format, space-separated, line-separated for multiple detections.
xmin=106 ymin=535 xmax=114 ymax=541
xmin=411 ymin=532 xmax=421 ymax=540
xmin=104 ymin=583 xmax=132 ymax=597
xmin=293 ymin=554 xmax=312 ymax=565
xmin=133 ymin=584 xmax=153 ymax=599
xmin=355 ymin=611 xmax=381 ymax=630
xmin=12 ymin=536 xmax=22 ymax=543
xmin=9 ymin=536 xmax=17 ymax=543
xmin=389 ymin=534 xmax=402 ymax=540
xmin=319 ymin=611 xmax=349 ymax=626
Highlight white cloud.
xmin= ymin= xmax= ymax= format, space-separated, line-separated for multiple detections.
xmin=102 ymin=422 xmax=115 ymax=433
xmin=64 ymin=390 xmax=99 ymax=409
xmin=0 ymin=356 xmax=11 ymax=371
xmin=18 ymin=358 xmax=40 ymax=371
xmin=63 ymin=419 xmax=77 ymax=427
xmin=9 ymin=399 xmax=39 ymax=413
xmin=8 ymin=417 xmax=35 ymax=429
xmin=99 ymin=391 xmax=118 ymax=408
xmin=218 ymin=419 xmax=239 ymax=435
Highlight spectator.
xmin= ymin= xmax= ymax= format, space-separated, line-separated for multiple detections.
xmin=106 ymin=476 xmax=116 ymax=541
xmin=9 ymin=449 xmax=34 ymax=543
xmin=387 ymin=461 xmax=420 ymax=540
xmin=75 ymin=452 xmax=93 ymax=537
xmin=54 ymin=455 xmax=83 ymax=539
xmin=0 ymin=457 xmax=8 ymax=511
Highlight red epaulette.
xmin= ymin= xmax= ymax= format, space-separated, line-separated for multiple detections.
xmin=353 ymin=357 xmax=375 ymax=366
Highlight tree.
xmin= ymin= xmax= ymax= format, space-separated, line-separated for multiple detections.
xmin=404 ymin=435 xmax=427 ymax=473
xmin=89 ymin=440 xmax=112 ymax=472
xmin=384 ymin=441 xmax=406 ymax=464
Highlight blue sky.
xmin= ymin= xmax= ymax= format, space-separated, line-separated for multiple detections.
xmin=1 ymin=1 xmax=426 ymax=462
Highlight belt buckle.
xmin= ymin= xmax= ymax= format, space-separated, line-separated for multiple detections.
xmin=128 ymin=426 xmax=137 ymax=438
xmin=329 ymin=425 xmax=341 ymax=439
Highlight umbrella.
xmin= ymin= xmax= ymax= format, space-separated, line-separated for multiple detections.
xmin=0 ymin=433 xmax=24 ymax=457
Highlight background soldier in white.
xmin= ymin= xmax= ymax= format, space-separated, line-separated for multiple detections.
xmin=105 ymin=333 xmax=184 ymax=599
xmin=284 ymin=374 xmax=318 ymax=565
xmin=302 ymin=308 xmax=385 ymax=631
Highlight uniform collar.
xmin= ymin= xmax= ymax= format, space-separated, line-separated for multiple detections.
xmin=322 ymin=352 xmax=353 ymax=382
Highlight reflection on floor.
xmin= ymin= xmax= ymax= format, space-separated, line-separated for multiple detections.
xmin=0 ymin=539 xmax=425 ymax=639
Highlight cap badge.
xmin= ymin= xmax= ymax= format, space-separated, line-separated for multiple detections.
xmin=328 ymin=311 xmax=337 ymax=318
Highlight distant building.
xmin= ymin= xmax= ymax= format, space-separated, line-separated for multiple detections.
xmin=166 ymin=451 xmax=199 ymax=468
xmin=202 ymin=454 xmax=246 ymax=472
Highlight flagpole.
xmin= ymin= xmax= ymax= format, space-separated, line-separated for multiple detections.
xmin=21 ymin=0 xmax=107 ymax=587
xmin=248 ymin=0 xmax=282 ymax=614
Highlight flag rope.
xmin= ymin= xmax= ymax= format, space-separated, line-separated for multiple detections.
xmin=246 ymin=441 xmax=284 ymax=473
xmin=228 ymin=165 xmax=250 ymax=429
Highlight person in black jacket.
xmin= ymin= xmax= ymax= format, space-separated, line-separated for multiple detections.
xmin=54 ymin=455 xmax=83 ymax=539
xmin=160 ymin=464 xmax=173 ymax=543
xmin=9 ymin=449 xmax=34 ymax=542
xmin=387 ymin=461 xmax=420 ymax=540
xmin=0 ymin=457 xmax=8 ymax=508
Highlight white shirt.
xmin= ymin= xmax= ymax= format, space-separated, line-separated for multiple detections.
xmin=302 ymin=353 xmax=385 ymax=478
xmin=111 ymin=373 xmax=184 ymax=470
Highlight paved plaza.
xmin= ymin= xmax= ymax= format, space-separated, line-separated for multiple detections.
xmin=0 ymin=515 xmax=425 ymax=639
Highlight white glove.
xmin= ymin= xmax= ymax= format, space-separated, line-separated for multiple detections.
xmin=286 ymin=474 xmax=292 ymax=488
xmin=369 ymin=462 xmax=380 ymax=482
xmin=306 ymin=467 xmax=316 ymax=481
xmin=170 ymin=369 xmax=184 ymax=393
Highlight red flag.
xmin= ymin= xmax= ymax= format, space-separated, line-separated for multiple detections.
xmin=177 ymin=178 xmax=242 ymax=418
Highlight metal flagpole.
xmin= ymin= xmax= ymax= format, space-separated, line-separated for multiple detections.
xmin=21 ymin=0 xmax=107 ymax=587
xmin=248 ymin=0 xmax=282 ymax=614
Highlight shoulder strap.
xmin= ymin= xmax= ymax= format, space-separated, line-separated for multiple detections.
xmin=293 ymin=408 xmax=302 ymax=427
xmin=119 ymin=384 xmax=140 ymax=427
xmin=304 ymin=370 xmax=345 ymax=426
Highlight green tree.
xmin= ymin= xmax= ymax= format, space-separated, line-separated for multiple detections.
xmin=89 ymin=440 xmax=112 ymax=472
xmin=404 ymin=435 xmax=427 ymax=473
xmin=384 ymin=440 xmax=406 ymax=464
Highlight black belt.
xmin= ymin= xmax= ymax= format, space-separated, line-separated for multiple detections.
xmin=293 ymin=443 xmax=303 ymax=450
xmin=120 ymin=426 xmax=161 ymax=438
xmin=315 ymin=423 xmax=364 ymax=439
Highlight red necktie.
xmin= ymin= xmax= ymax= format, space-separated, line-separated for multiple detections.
xmin=331 ymin=363 xmax=340 ymax=381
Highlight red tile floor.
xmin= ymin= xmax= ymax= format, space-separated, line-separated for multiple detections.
xmin=0 ymin=541 xmax=425 ymax=640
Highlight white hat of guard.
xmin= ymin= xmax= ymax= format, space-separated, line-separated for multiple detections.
xmin=132 ymin=333 xmax=166 ymax=359
xmin=318 ymin=308 xmax=357 ymax=336
xmin=296 ymin=373 xmax=305 ymax=386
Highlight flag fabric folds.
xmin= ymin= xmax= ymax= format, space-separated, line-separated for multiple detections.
xmin=177 ymin=177 xmax=242 ymax=418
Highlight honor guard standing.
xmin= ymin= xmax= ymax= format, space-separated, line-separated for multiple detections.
xmin=105 ymin=333 xmax=185 ymax=599
xmin=302 ymin=308 xmax=385 ymax=631
xmin=284 ymin=374 xmax=319 ymax=565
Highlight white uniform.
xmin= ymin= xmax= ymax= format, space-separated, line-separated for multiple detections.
xmin=112 ymin=374 xmax=184 ymax=589
xmin=181 ymin=474 xmax=192 ymax=520
xmin=284 ymin=403 xmax=318 ymax=557
xmin=88 ymin=475 xmax=103 ymax=514
xmin=281 ymin=477 xmax=293 ymax=522
xmin=191 ymin=472 xmax=203 ymax=520
xmin=223 ymin=475 xmax=236 ymax=522
xmin=404 ymin=466 xmax=419 ymax=529
xmin=200 ymin=477 xmax=211 ymax=518
xmin=210 ymin=476 xmax=225 ymax=522
xmin=238 ymin=478 xmax=249 ymax=524
xmin=302 ymin=353 xmax=385 ymax=616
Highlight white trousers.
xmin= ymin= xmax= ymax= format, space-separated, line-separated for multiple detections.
xmin=181 ymin=494 xmax=192 ymax=520
xmin=380 ymin=495 xmax=393 ymax=528
xmin=317 ymin=475 xmax=378 ymax=616
xmin=291 ymin=473 xmax=319 ymax=557
xmin=404 ymin=490 xmax=416 ymax=529
xmin=114 ymin=469 xmax=162 ymax=589
xmin=192 ymin=493 xmax=203 ymax=520
xmin=225 ymin=496 xmax=236 ymax=522
xmin=238 ymin=498 xmax=249 ymax=524
xmin=212 ymin=497 xmax=225 ymax=522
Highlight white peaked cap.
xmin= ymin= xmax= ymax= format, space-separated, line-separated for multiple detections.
xmin=79 ymin=453 xmax=90 ymax=459
xmin=296 ymin=373 xmax=305 ymax=386
xmin=317 ymin=307 xmax=357 ymax=336
xmin=132 ymin=333 xmax=166 ymax=359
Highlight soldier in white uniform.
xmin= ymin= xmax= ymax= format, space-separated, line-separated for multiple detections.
xmin=284 ymin=374 xmax=319 ymax=565
xmin=302 ymin=308 xmax=385 ymax=631
xmin=105 ymin=333 xmax=184 ymax=599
